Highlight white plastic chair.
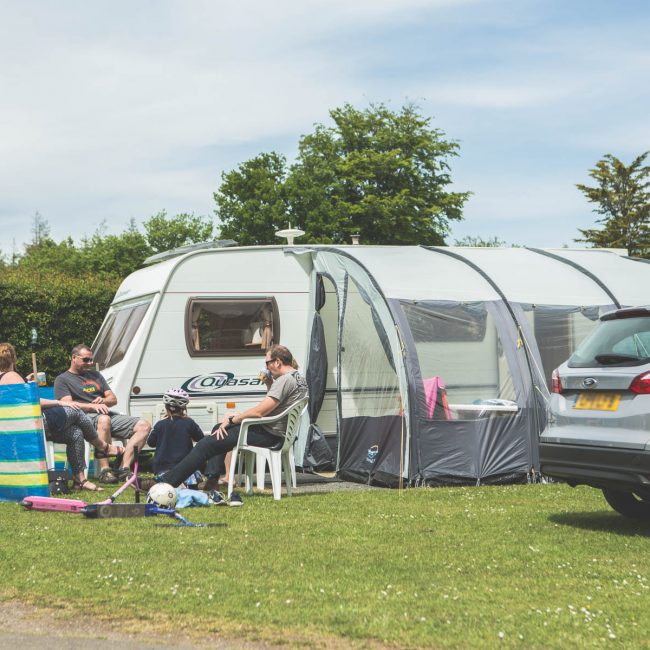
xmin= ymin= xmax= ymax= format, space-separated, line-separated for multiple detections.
xmin=44 ymin=439 xmax=91 ymax=472
xmin=227 ymin=397 xmax=308 ymax=500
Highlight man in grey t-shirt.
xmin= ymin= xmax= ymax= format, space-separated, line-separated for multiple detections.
xmin=162 ymin=344 xmax=308 ymax=489
xmin=54 ymin=343 xmax=151 ymax=483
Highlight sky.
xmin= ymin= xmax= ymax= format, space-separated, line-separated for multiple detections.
xmin=1 ymin=0 xmax=649 ymax=254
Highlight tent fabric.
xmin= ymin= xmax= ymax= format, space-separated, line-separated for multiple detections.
xmin=305 ymin=312 xmax=327 ymax=424
xmin=543 ymin=249 xmax=650 ymax=307
xmin=302 ymin=311 xmax=335 ymax=471
xmin=441 ymin=247 xmax=615 ymax=305
xmin=0 ymin=383 xmax=49 ymax=501
xmin=295 ymin=246 xmax=650 ymax=489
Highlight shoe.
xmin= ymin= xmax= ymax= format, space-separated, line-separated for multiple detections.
xmin=207 ymin=490 xmax=227 ymax=506
xmin=115 ymin=467 xmax=133 ymax=481
xmin=198 ymin=477 xmax=220 ymax=492
xmin=97 ymin=468 xmax=119 ymax=484
xmin=227 ymin=492 xmax=243 ymax=507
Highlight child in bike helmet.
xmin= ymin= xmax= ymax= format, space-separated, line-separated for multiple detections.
xmin=146 ymin=388 xmax=204 ymax=488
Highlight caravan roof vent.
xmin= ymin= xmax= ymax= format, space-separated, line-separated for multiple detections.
xmin=143 ymin=239 xmax=238 ymax=266
xmin=275 ymin=225 xmax=305 ymax=246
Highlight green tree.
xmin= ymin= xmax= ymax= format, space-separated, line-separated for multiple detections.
xmin=143 ymin=211 xmax=215 ymax=253
xmin=575 ymin=152 xmax=650 ymax=257
xmin=0 ymin=269 xmax=119 ymax=377
xmin=30 ymin=211 xmax=50 ymax=245
xmin=81 ymin=220 xmax=151 ymax=277
xmin=454 ymin=235 xmax=509 ymax=247
xmin=215 ymin=103 xmax=470 ymax=245
xmin=17 ymin=237 xmax=84 ymax=276
xmin=216 ymin=153 xmax=289 ymax=245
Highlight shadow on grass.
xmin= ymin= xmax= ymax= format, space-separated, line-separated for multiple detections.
xmin=549 ymin=511 xmax=650 ymax=536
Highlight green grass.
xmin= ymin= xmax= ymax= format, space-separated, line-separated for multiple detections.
xmin=1 ymin=483 xmax=650 ymax=648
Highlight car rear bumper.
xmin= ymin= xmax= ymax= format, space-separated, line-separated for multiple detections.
xmin=539 ymin=441 xmax=650 ymax=492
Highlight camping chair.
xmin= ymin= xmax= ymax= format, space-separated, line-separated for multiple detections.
xmin=45 ymin=439 xmax=91 ymax=473
xmin=227 ymin=397 xmax=309 ymax=501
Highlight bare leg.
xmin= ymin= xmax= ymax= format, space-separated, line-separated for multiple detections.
xmin=119 ymin=419 xmax=151 ymax=469
xmin=223 ymin=451 xmax=233 ymax=486
xmin=95 ymin=414 xmax=113 ymax=472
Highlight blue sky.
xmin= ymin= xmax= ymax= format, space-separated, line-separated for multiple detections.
xmin=1 ymin=0 xmax=648 ymax=254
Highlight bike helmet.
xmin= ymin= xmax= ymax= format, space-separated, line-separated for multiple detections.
xmin=163 ymin=387 xmax=190 ymax=409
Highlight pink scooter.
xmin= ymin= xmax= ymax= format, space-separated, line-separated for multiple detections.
xmin=21 ymin=449 xmax=143 ymax=513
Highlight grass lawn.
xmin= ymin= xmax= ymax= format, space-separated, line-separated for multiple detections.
xmin=1 ymin=482 xmax=650 ymax=648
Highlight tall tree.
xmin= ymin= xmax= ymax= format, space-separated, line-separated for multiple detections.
xmin=17 ymin=237 xmax=82 ymax=276
xmin=216 ymin=153 xmax=289 ymax=245
xmin=214 ymin=103 xmax=470 ymax=245
xmin=454 ymin=235 xmax=510 ymax=247
xmin=575 ymin=152 xmax=650 ymax=257
xmin=143 ymin=211 xmax=215 ymax=253
xmin=81 ymin=220 xmax=151 ymax=277
xmin=30 ymin=211 xmax=50 ymax=245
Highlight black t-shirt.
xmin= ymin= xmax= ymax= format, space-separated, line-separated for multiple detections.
xmin=54 ymin=370 xmax=110 ymax=403
xmin=147 ymin=417 xmax=205 ymax=474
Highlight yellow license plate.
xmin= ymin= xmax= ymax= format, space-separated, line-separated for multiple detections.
xmin=574 ymin=392 xmax=621 ymax=411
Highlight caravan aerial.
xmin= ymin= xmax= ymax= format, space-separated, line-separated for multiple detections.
xmin=91 ymin=241 xmax=650 ymax=487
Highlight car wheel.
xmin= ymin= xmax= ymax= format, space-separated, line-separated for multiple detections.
xmin=602 ymin=489 xmax=650 ymax=519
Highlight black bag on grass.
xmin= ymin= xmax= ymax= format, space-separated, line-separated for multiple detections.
xmin=48 ymin=469 xmax=71 ymax=495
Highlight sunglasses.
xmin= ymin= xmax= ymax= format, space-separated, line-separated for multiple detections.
xmin=264 ymin=358 xmax=276 ymax=367
xmin=78 ymin=356 xmax=94 ymax=363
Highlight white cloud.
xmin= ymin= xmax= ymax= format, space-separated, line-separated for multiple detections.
xmin=0 ymin=0 xmax=648 ymax=252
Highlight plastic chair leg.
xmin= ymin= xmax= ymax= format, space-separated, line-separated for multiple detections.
xmin=256 ymin=453 xmax=266 ymax=490
xmin=244 ymin=451 xmax=256 ymax=496
xmin=227 ymin=448 xmax=240 ymax=498
xmin=289 ymin=448 xmax=297 ymax=488
xmin=269 ymin=453 xmax=283 ymax=500
xmin=282 ymin=452 xmax=293 ymax=497
xmin=44 ymin=439 xmax=55 ymax=471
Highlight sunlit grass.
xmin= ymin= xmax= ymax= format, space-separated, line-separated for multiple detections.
xmin=1 ymin=483 xmax=650 ymax=648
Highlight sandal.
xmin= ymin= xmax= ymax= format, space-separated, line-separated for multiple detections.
xmin=73 ymin=478 xmax=103 ymax=492
xmin=94 ymin=442 xmax=125 ymax=460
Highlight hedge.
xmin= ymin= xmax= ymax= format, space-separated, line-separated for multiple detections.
xmin=0 ymin=270 xmax=120 ymax=380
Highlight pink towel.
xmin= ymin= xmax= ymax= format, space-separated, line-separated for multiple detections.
xmin=423 ymin=376 xmax=452 ymax=420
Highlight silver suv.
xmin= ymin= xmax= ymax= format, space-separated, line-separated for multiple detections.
xmin=539 ymin=306 xmax=650 ymax=518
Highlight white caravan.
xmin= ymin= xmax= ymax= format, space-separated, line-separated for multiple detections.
xmin=92 ymin=245 xmax=315 ymax=434
xmin=92 ymin=243 xmax=650 ymax=487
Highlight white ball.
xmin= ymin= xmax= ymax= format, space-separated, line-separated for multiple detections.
xmin=146 ymin=482 xmax=177 ymax=509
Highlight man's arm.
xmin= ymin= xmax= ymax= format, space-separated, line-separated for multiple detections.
xmin=236 ymin=395 xmax=278 ymax=422
xmin=212 ymin=395 xmax=278 ymax=438
xmin=91 ymin=389 xmax=117 ymax=409
xmin=58 ymin=394 xmax=110 ymax=414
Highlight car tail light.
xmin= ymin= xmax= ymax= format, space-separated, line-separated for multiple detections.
xmin=551 ymin=368 xmax=563 ymax=394
xmin=630 ymin=371 xmax=650 ymax=395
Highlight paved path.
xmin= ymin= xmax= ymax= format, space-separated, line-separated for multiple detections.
xmin=0 ymin=601 xmax=269 ymax=650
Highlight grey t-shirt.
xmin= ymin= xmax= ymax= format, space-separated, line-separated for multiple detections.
xmin=264 ymin=370 xmax=308 ymax=436
xmin=54 ymin=370 xmax=111 ymax=403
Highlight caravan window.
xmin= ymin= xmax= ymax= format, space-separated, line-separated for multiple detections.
xmin=93 ymin=298 xmax=153 ymax=370
xmin=186 ymin=298 xmax=278 ymax=357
